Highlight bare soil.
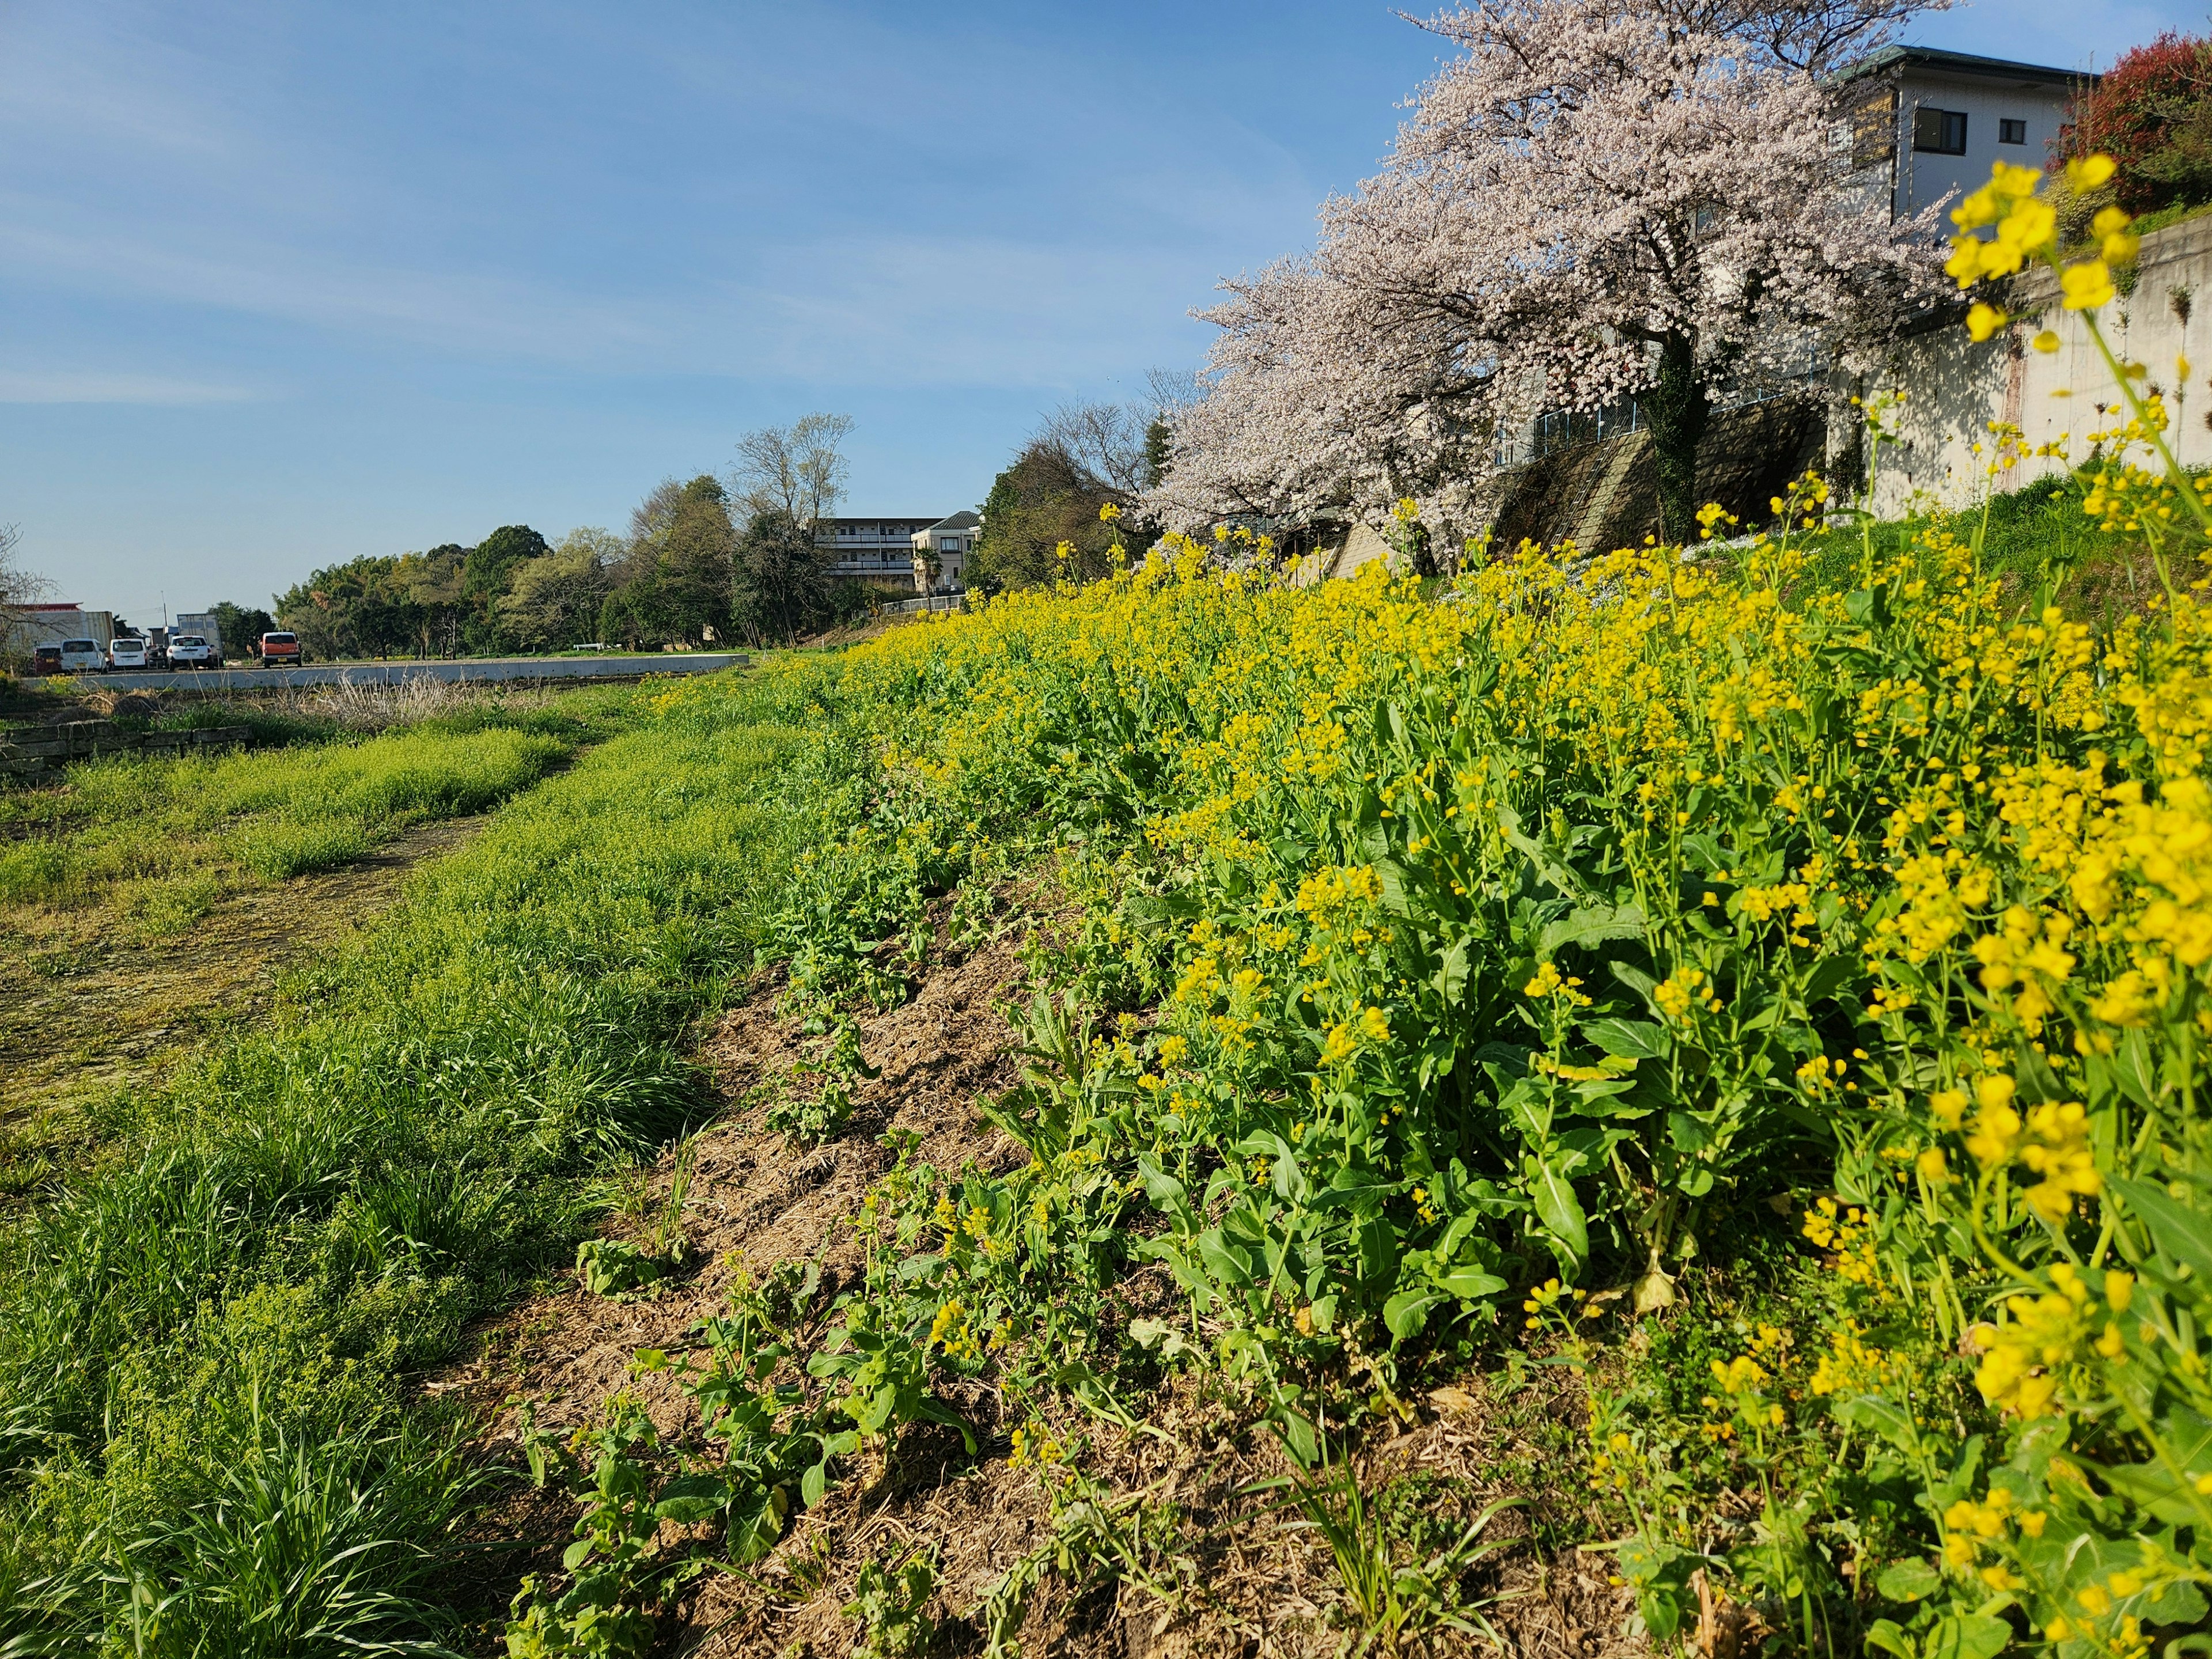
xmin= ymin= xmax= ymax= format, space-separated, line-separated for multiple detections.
xmin=438 ymin=904 xmax=1646 ymax=1659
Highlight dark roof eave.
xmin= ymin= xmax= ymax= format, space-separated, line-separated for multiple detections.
xmin=1840 ymin=44 xmax=2101 ymax=89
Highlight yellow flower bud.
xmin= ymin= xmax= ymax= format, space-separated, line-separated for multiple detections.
xmin=1967 ymin=302 xmax=2009 ymax=342
xmin=2033 ymin=331 xmax=2061 ymax=354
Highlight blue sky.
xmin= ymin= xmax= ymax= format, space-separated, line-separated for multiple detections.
xmin=0 ymin=0 xmax=2197 ymax=618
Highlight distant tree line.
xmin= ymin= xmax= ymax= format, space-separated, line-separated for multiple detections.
xmin=969 ymin=389 xmax=1177 ymax=594
xmin=262 ymin=416 xmax=872 ymax=660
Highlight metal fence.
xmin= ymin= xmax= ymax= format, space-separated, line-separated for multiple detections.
xmin=877 ymin=593 xmax=966 ymax=617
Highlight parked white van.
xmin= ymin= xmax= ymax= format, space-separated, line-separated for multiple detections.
xmin=108 ymin=638 xmax=150 ymax=670
xmin=57 ymin=638 xmax=105 ymax=672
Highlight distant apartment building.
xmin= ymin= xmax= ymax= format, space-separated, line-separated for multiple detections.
xmin=812 ymin=518 xmax=944 ymax=593
xmin=1842 ymin=47 xmax=2096 ymax=221
xmin=910 ymin=512 xmax=979 ymax=596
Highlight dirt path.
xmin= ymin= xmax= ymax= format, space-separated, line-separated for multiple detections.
xmin=0 ymin=814 xmax=484 ymax=1201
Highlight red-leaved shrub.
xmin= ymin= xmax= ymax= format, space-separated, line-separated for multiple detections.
xmin=2058 ymin=32 xmax=2212 ymax=211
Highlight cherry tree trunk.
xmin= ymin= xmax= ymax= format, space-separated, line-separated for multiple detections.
xmin=1645 ymin=331 xmax=1708 ymax=546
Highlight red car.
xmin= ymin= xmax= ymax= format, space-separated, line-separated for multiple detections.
xmin=260 ymin=631 xmax=303 ymax=665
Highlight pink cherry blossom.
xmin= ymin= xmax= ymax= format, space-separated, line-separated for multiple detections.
xmin=1147 ymin=0 xmax=1954 ymax=548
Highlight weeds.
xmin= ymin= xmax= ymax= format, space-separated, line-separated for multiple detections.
xmin=0 ymin=671 xmax=838 ymax=1652
xmin=842 ymin=1551 xmax=937 ymax=1658
xmin=1259 ymin=1446 xmax=1519 ymax=1654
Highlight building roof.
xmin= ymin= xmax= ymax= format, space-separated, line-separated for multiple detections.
xmin=924 ymin=510 xmax=982 ymax=533
xmin=1847 ymin=44 xmax=2100 ymax=89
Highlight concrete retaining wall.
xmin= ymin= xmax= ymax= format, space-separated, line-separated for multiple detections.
xmin=2 ymin=721 xmax=252 ymax=778
xmin=52 ymin=652 xmax=748 ymax=695
xmin=1872 ymin=213 xmax=2212 ymax=516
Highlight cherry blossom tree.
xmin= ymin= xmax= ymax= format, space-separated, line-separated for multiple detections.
xmin=1150 ymin=0 xmax=1953 ymax=546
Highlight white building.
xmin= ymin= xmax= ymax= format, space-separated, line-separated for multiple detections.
xmin=1842 ymin=47 xmax=2096 ymax=221
xmin=910 ymin=512 xmax=979 ymax=596
xmin=812 ymin=518 xmax=945 ymax=592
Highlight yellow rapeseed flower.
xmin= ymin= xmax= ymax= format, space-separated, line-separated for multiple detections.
xmin=2062 ymin=259 xmax=2115 ymax=312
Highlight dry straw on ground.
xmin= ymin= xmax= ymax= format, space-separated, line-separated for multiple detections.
xmin=436 ymin=892 xmax=1649 ymax=1658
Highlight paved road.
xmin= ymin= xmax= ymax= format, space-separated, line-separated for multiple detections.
xmin=58 ymin=653 xmax=748 ymax=692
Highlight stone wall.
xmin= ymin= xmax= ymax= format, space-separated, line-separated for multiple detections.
xmin=1487 ymin=396 xmax=1828 ymax=556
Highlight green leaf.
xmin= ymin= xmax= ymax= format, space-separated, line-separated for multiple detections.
xmin=1800 ymin=953 xmax=1858 ymax=1006
xmin=1582 ymin=1018 xmax=1668 ymax=1059
xmin=2095 ymin=1407 xmax=2212 ymax=1525
xmin=2111 ymin=1177 xmax=2212 ymax=1282
xmin=1196 ymin=1229 xmax=1254 ymax=1286
xmin=1373 ymin=858 xmax=1412 ymax=916
xmin=1876 ymin=1559 xmax=1944 ymax=1604
xmin=1384 ymin=1288 xmax=1446 ymax=1340
xmin=1923 ymin=1613 xmax=2010 ymax=1659
xmin=1844 ymin=585 xmax=1892 ymax=627
xmin=1433 ymin=1266 xmax=1507 ymax=1299
xmin=1531 ymin=1161 xmax=1588 ymax=1263
xmin=1136 ymin=1156 xmax=1197 ymax=1232
xmin=916 ymin=1395 xmax=979 ymax=1453
xmin=1539 ymin=904 xmax=1646 ymax=958
xmin=1835 ymin=1393 xmax=1921 ymax=1456
xmin=653 ymin=1474 xmax=731 ymax=1524
xmin=1434 ymin=939 xmax=1470 ymax=1002
xmin=1863 ymin=1618 xmax=1914 ymax=1659
xmin=1640 ymin=1587 xmax=1684 ymax=1643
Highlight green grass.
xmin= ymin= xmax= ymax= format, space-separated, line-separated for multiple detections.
xmin=1746 ymin=464 xmax=2179 ymax=625
xmin=0 ymin=665 xmax=849 ymax=1653
xmin=0 ymin=690 xmax=647 ymax=930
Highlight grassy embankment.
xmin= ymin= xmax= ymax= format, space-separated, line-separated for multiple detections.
xmin=474 ymin=454 xmax=2209 ymax=1657
xmin=0 ymin=670 xmax=883 ymax=1652
xmin=0 ymin=689 xmax=640 ymax=1199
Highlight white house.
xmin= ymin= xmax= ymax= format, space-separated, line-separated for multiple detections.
xmin=1841 ymin=47 xmax=2097 ymax=221
xmin=911 ymin=512 xmax=979 ymax=595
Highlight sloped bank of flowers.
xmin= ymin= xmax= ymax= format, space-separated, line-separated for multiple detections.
xmin=509 ymin=164 xmax=2210 ymax=1655
xmin=641 ymin=476 xmax=2209 ymax=1652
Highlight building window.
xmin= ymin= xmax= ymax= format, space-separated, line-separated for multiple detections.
xmin=1999 ymin=118 xmax=2027 ymax=145
xmin=1913 ymin=107 xmax=1968 ymax=156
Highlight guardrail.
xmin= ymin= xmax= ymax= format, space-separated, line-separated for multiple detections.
xmin=878 ymin=594 xmax=965 ymax=616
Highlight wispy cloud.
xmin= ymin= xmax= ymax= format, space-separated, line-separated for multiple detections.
xmin=0 ymin=370 xmax=256 ymax=405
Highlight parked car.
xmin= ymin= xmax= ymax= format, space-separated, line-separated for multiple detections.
xmin=167 ymin=634 xmax=221 ymax=669
xmin=31 ymin=645 xmax=62 ymax=675
xmin=108 ymin=638 xmax=150 ymax=671
xmin=57 ymin=638 xmax=105 ymax=672
xmin=260 ymin=631 xmax=302 ymax=665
